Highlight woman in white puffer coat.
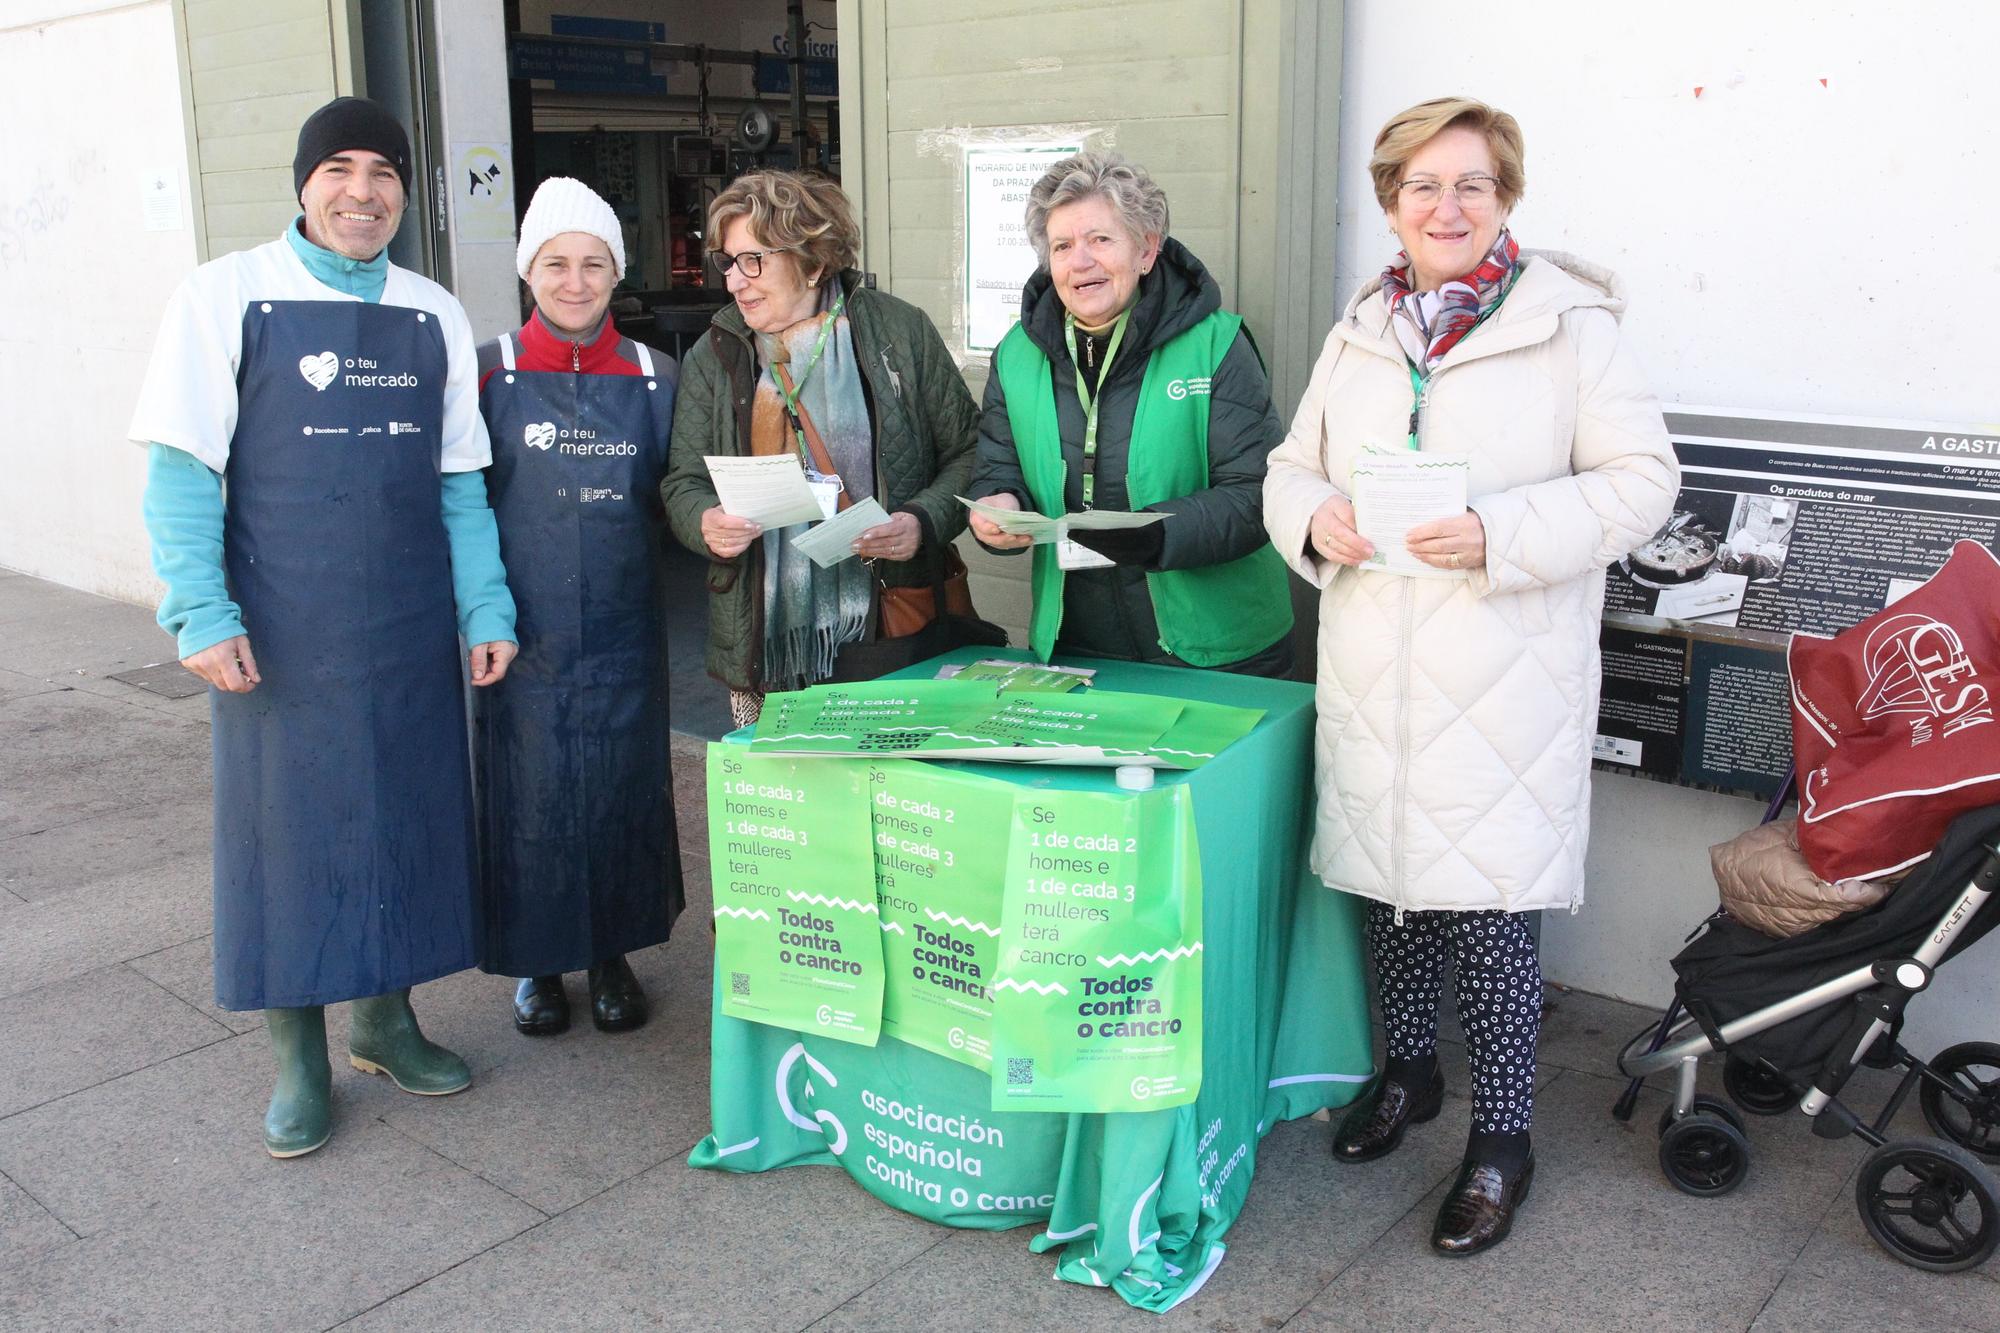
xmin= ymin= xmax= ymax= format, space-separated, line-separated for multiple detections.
xmin=1263 ymin=96 xmax=1677 ymax=1257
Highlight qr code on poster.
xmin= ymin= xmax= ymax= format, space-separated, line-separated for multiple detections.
xmin=1006 ymin=1057 xmax=1034 ymax=1087
xmin=731 ymin=971 xmax=750 ymax=997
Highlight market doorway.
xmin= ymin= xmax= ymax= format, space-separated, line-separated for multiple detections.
xmin=501 ymin=1 xmax=841 ymax=738
xmin=501 ymin=0 xmax=839 ymax=357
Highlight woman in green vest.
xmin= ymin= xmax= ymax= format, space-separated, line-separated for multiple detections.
xmin=967 ymin=150 xmax=1293 ymax=674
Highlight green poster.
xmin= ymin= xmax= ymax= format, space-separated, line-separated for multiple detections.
xmin=750 ymin=679 xmax=1235 ymax=767
xmin=990 ymin=785 xmax=1204 ymax=1112
xmin=869 ymin=761 xmax=1014 ymax=1070
xmin=707 ymin=746 xmax=884 ymax=1045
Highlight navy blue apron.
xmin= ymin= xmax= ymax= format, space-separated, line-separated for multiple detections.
xmin=474 ymin=332 xmax=682 ymax=976
xmin=212 ymin=298 xmax=477 ymax=1010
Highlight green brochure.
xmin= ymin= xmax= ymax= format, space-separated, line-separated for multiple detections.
xmin=990 ymin=784 xmax=1204 ymax=1111
xmin=870 ymin=761 xmax=1014 ymax=1070
xmin=707 ymin=746 xmax=884 ymax=1045
xmin=971 ymin=692 xmax=1177 ymax=757
xmin=951 ymin=661 xmax=1090 ymax=693
xmin=1148 ymin=698 xmax=1266 ymax=766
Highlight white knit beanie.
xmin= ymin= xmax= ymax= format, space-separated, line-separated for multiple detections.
xmin=515 ymin=176 xmax=625 ymax=281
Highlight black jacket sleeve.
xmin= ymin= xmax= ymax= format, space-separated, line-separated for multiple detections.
xmin=1149 ymin=330 xmax=1283 ymax=571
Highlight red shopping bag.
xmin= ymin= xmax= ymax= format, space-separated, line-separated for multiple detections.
xmin=1789 ymin=539 xmax=2000 ymax=881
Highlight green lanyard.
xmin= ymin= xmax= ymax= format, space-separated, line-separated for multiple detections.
xmin=773 ymin=289 xmax=846 ymax=465
xmin=1403 ymin=270 xmax=1516 ymax=449
xmin=1063 ymin=308 xmax=1131 ymax=508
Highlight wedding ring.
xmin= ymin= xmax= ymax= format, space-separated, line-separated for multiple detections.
xmin=1448 ymin=552 xmax=1462 ymax=568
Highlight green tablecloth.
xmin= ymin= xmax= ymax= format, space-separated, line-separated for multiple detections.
xmin=689 ymin=650 xmax=1372 ymax=1312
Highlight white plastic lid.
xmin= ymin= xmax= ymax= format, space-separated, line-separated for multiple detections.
xmin=1115 ymin=765 xmax=1155 ymax=791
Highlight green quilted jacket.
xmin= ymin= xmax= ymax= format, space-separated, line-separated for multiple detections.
xmin=661 ymin=271 xmax=979 ymax=690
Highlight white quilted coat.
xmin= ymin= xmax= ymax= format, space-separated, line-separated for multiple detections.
xmin=1263 ymin=252 xmax=1678 ymax=916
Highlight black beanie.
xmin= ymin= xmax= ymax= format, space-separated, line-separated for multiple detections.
xmin=293 ymin=96 xmax=413 ymax=201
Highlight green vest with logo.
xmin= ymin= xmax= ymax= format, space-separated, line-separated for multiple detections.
xmin=993 ymin=310 xmax=1293 ymax=665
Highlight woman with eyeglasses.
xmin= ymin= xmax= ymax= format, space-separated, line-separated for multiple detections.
xmin=1263 ymin=97 xmax=1677 ymax=1255
xmin=662 ymin=170 xmax=978 ymax=723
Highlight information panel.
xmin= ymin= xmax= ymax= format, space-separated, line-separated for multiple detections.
xmin=1594 ymin=407 xmax=2000 ymax=796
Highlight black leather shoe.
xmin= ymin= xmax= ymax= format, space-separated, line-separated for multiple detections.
xmin=1333 ymin=1068 xmax=1445 ymax=1163
xmin=589 ymin=955 xmax=648 ymax=1033
xmin=1431 ymin=1152 xmax=1534 ymax=1256
xmin=512 ymin=976 xmax=570 ymax=1036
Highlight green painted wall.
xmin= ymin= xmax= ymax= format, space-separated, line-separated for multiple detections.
xmin=177 ymin=0 xmax=359 ymax=259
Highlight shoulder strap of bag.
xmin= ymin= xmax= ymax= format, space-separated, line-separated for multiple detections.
xmin=771 ymin=362 xmax=852 ymax=512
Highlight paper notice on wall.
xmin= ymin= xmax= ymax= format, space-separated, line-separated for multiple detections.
xmin=452 ymin=142 xmax=515 ymax=243
xmin=140 ymin=170 xmax=181 ymax=232
xmin=963 ymin=143 xmax=1082 ymax=354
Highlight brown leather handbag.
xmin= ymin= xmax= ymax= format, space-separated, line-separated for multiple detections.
xmin=879 ymin=547 xmax=978 ymax=637
xmin=828 ymin=542 xmax=1008 ymax=683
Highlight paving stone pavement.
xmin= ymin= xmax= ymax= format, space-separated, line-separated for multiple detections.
xmin=4 ymin=567 xmax=1998 ymax=1331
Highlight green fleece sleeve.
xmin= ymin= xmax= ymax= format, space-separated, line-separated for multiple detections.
xmin=439 ymin=470 xmax=516 ymax=645
xmin=142 ymin=443 xmax=246 ymax=658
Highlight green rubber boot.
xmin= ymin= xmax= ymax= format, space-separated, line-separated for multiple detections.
xmin=347 ymin=989 xmax=471 ymax=1096
xmin=263 ymin=1005 xmax=332 ymax=1158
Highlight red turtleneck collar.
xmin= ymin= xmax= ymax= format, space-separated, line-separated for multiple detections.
xmin=513 ymin=307 xmax=640 ymax=376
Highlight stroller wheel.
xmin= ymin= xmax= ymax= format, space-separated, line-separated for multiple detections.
xmin=1658 ymin=1112 xmax=1752 ymax=1196
xmin=1920 ymin=1041 xmax=2000 ymax=1163
xmin=1658 ymin=1094 xmax=1746 ymax=1139
xmin=1724 ymin=1056 xmax=1797 ymax=1117
xmin=1855 ymin=1139 xmax=2000 ymax=1272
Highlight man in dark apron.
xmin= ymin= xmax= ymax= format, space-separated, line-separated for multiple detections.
xmin=131 ymin=97 xmax=518 ymax=1158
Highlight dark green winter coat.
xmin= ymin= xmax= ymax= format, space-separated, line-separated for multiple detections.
xmin=966 ymin=238 xmax=1291 ymax=676
xmin=661 ymin=271 xmax=978 ymax=690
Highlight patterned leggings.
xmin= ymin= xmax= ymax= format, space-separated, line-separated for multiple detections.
xmin=1366 ymin=903 xmax=1542 ymax=1134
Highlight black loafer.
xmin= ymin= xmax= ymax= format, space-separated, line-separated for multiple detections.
xmin=1431 ymin=1152 xmax=1534 ymax=1256
xmin=1333 ymin=1067 xmax=1445 ymax=1163
xmin=588 ymin=955 xmax=648 ymax=1033
xmin=512 ymin=975 xmax=570 ymax=1036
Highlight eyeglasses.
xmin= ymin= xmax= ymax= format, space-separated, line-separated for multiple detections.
xmin=1397 ymin=175 xmax=1501 ymax=210
xmin=713 ymin=248 xmax=790 ymax=278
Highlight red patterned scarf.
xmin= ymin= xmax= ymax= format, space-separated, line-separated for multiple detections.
xmin=1381 ymin=230 xmax=1521 ymax=373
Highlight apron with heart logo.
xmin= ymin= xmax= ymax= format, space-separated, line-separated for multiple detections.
xmin=212 ymin=298 xmax=477 ymax=1009
xmin=471 ymin=331 xmax=682 ymax=977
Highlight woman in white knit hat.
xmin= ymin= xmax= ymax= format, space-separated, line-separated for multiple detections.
xmin=472 ymin=176 xmax=684 ymax=1037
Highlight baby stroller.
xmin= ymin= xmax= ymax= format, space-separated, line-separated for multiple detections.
xmin=1613 ymin=783 xmax=2000 ymax=1272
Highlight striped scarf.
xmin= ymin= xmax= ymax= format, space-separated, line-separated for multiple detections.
xmin=1382 ymin=230 xmax=1520 ymax=373
xmin=752 ymin=289 xmax=875 ymax=689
